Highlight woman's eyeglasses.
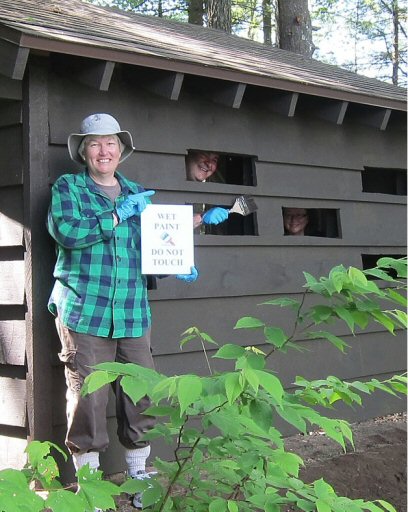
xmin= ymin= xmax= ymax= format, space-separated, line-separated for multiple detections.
xmin=284 ymin=213 xmax=308 ymax=220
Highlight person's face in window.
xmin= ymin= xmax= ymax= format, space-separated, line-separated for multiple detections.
xmin=187 ymin=152 xmax=219 ymax=182
xmin=283 ymin=208 xmax=309 ymax=236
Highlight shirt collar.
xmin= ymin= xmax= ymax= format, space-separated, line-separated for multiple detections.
xmin=75 ymin=169 xmax=141 ymax=195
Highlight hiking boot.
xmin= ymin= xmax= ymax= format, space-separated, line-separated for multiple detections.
xmin=131 ymin=470 xmax=157 ymax=509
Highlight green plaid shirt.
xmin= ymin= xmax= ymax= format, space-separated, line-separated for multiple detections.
xmin=47 ymin=170 xmax=151 ymax=338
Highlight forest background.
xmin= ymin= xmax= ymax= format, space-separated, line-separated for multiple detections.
xmin=89 ymin=0 xmax=407 ymax=87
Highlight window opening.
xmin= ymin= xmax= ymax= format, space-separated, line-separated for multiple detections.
xmin=361 ymin=167 xmax=407 ymax=195
xmin=185 ymin=150 xmax=257 ymax=186
xmin=191 ymin=202 xmax=258 ymax=236
xmin=361 ymin=254 xmax=405 ymax=280
xmin=282 ymin=207 xmax=341 ymax=238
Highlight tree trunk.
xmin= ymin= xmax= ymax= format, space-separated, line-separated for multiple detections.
xmin=263 ymin=0 xmax=272 ymax=44
xmin=188 ymin=0 xmax=204 ymax=26
xmin=277 ymin=0 xmax=314 ymax=57
xmin=207 ymin=0 xmax=232 ymax=33
xmin=392 ymin=0 xmax=399 ymax=85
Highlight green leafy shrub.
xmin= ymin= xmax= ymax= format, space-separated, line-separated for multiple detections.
xmin=1 ymin=257 xmax=406 ymax=511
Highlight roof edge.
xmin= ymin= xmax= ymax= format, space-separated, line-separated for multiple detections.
xmin=4 ymin=28 xmax=405 ymax=112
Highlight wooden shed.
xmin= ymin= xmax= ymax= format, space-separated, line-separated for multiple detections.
xmin=0 ymin=0 xmax=406 ymax=481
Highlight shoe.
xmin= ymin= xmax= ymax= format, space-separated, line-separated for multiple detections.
xmin=131 ymin=470 xmax=157 ymax=509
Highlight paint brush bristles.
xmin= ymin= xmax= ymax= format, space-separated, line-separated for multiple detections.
xmin=229 ymin=195 xmax=258 ymax=216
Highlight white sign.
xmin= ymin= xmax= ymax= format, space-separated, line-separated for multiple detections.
xmin=141 ymin=204 xmax=194 ymax=275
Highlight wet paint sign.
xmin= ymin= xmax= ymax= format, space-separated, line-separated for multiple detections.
xmin=141 ymin=204 xmax=194 ymax=274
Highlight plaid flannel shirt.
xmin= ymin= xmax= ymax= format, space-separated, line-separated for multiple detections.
xmin=47 ymin=170 xmax=151 ymax=338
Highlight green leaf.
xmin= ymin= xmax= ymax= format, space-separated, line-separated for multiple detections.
xmin=120 ymin=477 xmax=152 ymax=494
xmin=389 ymin=381 xmax=407 ymax=394
xmin=309 ymin=305 xmax=335 ymax=323
xmin=209 ymin=497 xmax=228 ymax=511
xmin=364 ymin=268 xmax=395 ymax=281
xmin=179 ymin=333 xmax=198 ymax=348
xmin=77 ymin=479 xmax=120 ymax=510
xmin=214 ymin=344 xmax=246 ymax=360
xmin=120 ymin=376 xmax=148 ymax=405
xmin=385 ymin=288 xmax=408 ymax=307
xmin=144 ymin=405 xmax=175 ymax=416
xmin=375 ymin=499 xmax=398 ymax=511
xmin=296 ymin=498 xmax=315 ymax=511
xmin=303 ymin=271 xmax=318 ymax=286
xmin=371 ymin=311 xmax=395 ymax=334
xmin=273 ymin=450 xmax=303 ymax=477
xmin=227 ymin=500 xmax=239 ymax=512
xmin=234 ymin=316 xmax=265 ymax=329
xmin=314 ymin=478 xmax=335 ymax=498
xmin=256 ymin=370 xmax=284 ymax=403
xmin=141 ymin=479 xmax=163 ymax=508
xmin=334 ymin=306 xmax=355 ymax=332
xmin=151 ymin=376 xmax=177 ymax=401
xmin=243 ymin=367 xmax=260 ymax=393
xmin=264 ymin=326 xmax=288 ymax=348
xmin=329 ymin=267 xmax=347 ymax=293
xmin=249 ymin=399 xmax=274 ymax=432
xmin=45 ymin=489 xmax=86 ymax=512
xmin=178 ymin=375 xmax=202 ymax=416
xmin=260 ymin=297 xmax=301 ymax=309
xmin=350 ymin=310 xmax=369 ymax=329
xmin=316 ymin=498 xmax=331 ymax=512
xmin=350 ymin=381 xmax=371 ymax=394
xmin=348 ymin=267 xmax=368 ymax=287
xmin=386 ymin=309 xmax=407 ymax=328
xmin=200 ymin=332 xmax=219 ymax=345
xmin=208 ymin=408 xmax=242 ymax=437
xmin=0 ymin=469 xmax=28 ymax=487
xmin=307 ymin=331 xmax=349 ymax=352
xmin=82 ymin=370 xmax=117 ymax=396
xmin=377 ymin=257 xmax=407 ymax=278
xmin=225 ymin=372 xmax=243 ymax=404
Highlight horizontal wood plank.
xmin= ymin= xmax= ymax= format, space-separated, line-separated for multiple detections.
xmin=0 ymin=74 xmax=22 ymax=100
xmin=0 ymin=377 xmax=26 ymax=427
xmin=0 ymin=434 xmax=27 ymax=469
xmin=0 ymin=126 xmax=23 ymax=186
xmin=0 ymin=213 xmax=23 ymax=247
xmin=0 ymin=101 xmax=22 ymax=128
xmin=0 ymin=320 xmax=26 ymax=365
xmin=0 ymin=260 xmax=25 ymax=304
xmin=0 ymin=186 xmax=23 ymax=247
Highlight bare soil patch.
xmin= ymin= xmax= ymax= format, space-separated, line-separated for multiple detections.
xmin=284 ymin=412 xmax=407 ymax=512
xmin=111 ymin=412 xmax=406 ymax=511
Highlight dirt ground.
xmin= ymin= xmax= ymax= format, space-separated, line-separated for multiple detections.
xmin=284 ymin=412 xmax=407 ymax=512
xmin=111 ymin=412 xmax=407 ymax=511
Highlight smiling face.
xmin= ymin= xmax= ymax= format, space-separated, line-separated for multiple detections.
xmin=186 ymin=151 xmax=219 ymax=182
xmin=82 ymin=134 xmax=122 ymax=184
xmin=283 ymin=208 xmax=309 ymax=236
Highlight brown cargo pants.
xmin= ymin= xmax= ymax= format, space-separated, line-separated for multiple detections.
xmin=55 ymin=318 xmax=156 ymax=454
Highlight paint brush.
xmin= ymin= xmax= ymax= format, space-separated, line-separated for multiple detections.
xmin=160 ymin=232 xmax=175 ymax=246
xmin=229 ymin=195 xmax=258 ymax=216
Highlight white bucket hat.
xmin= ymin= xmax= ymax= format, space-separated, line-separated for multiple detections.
xmin=68 ymin=113 xmax=134 ymax=164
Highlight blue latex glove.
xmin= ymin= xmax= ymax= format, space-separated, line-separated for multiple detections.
xmin=116 ymin=190 xmax=155 ymax=222
xmin=176 ymin=266 xmax=199 ymax=282
xmin=202 ymin=207 xmax=229 ymax=225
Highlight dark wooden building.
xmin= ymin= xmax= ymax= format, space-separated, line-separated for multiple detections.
xmin=0 ymin=0 xmax=406 ymax=480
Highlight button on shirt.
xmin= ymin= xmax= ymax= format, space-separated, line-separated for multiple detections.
xmin=47 ymin=170 xmax=151 ymax=338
